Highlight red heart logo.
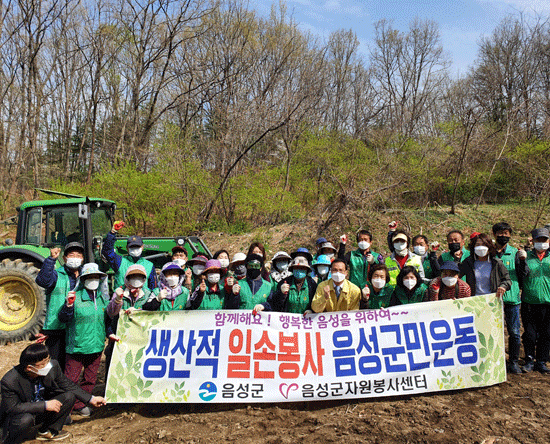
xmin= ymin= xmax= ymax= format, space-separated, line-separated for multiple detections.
xmin=279 ymin=383 xmax=299 ymax=399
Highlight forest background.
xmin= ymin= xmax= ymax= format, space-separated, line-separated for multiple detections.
xmin=1 ymin=0 xmax=550 ymax=240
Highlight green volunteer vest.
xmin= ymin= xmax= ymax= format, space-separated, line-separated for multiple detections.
xmin=158 ymin=288 xmax=190 ymax=311
xmin=120 ymin=287 xmax=151 ymax=310
xmin=287 ymin=280 xmax=310 ymax=314
xmin=522 ymin=251 xmax=550 ymax=305
xmin=195 ymin=286 xmax=225 ymax=310
xmin=393 ymin=283 xmax=427 ymax=305
xmin=385 ymin=254 xmax=422 ymax=287
xmin=499 ymin=245 xmax=520 ymax=305
xmin=349 ymin=249 xmax=381 ymax=289
xmin=440 ymin=248 xmax=470 ymax=263
xmin=367 ymin=283 xmax=394 ymax=309
xmin=237 ymin=278 xmax=272 ymax=310
xmin=43 ymin=267 xmax=72 ymax=331
xmin=115 ymin=256 xmax=155 ymax=291
xmin=422 ymin=257 xmax=433 ymax=280
xmin=65 ymin=288 xmax=109 ymax=355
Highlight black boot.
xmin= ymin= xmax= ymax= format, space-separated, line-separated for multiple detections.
xmin=523 ymin=356 xmax=535 ymax=373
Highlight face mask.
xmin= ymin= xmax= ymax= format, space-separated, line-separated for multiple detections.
xmin=403 ymin=278 xmax=416 ymax=290
xmin=293 ymin=269 xmax=307 ymax=280
xmin=173 ymin=259 xmax=186 ymax=267
xmin=84 ymin=278 xmax=100 ymax=291
xmin=358 ymin=241 xmax=370 ymax=251
xmin=496 ymin=236 xmax=510 ymax=246
xmin=448 ymin=242 xmax=461 ymax=253
xmin=247 ymin=268 xmax=261 ymax=279
xmin=442 ymin=276 xmax=458 ymax=287
xmin=207 ymin=273 xmax=220 ymax=284
xmin=372 ymin=278 xmax=386 ymax=289
xmin=30 ymin=361 xmax=53 ymax=377
xmin=65 ymin=257 xmax=82 ymax=269
xmin=235 ymin=265 xmax=246 ymax=277
xmin=219 ymin=259 xmax=230 ymax=269
xmin=535 ymin=242 xmax=549 ymax=252
xmin=275 ymin=261 xmax=289 ymax=272
xmin=165 ymin=275 xmax=180 ymax=287
xmin=332 ymin=272 xmax=345 ymax=284
xmin=474 ymin=246 xmax=489 ymax=257
xmin=128 ymin=247 xmax=143 ymax=258
xmin=394 ymin=242 xmax=408 ymax=256
xmin=413 ymin=246 xmax=426 ymax=256
xmin=316 ymin=265 xmax=329 ymax=276
xmin=192 ymin=265 xmax=205 ymax=276
xmin=128 ymin=277 xmax=145 ymax=289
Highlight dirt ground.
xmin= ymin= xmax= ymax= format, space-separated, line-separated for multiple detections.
xmin=2 ymin=340 xmax=550 ymax=444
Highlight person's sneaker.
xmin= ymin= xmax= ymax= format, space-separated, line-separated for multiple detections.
xmin=74 ymin=406 xmax=92 ymax=416
xmin=508 ymin=361 xmax=522 ymax=374
xmin=535 ymin=361 xmax=550 ymax=374
xmin=523 ymin=358 xmax=535 ymax=373
xmin=36 ymin=430 xmax=70 ymax=441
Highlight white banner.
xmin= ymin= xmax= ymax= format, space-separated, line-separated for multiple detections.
xmin=105 ymin=294 xmax=506 ymax=403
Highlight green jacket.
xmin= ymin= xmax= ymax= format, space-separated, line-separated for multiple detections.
xmin=115 ymin=256 xmax=155 ymax=291
xmin=440 ymin=248 xmax=470 ymax=263
xmin=188 ymin=285 xmax=226 ymax=310
xmin=497 ymin=245 xmax=520 ymax=305
xmin=390 ymin=283 xmax=427 ymax=306
xmin=159 ymin=289 xmax=189 ymax=311
xmin=365 ymin=283 xmax=394 ymax=309
xmin=62 ymin=287 xmax=109 ymax=355
xmin=233 ymin=278 xmax=272 ymax=310
xmin=349 ymin=249 xmax=382 ymax=290
xmin=522 ymin=250 xmax=550 ymax=304
xmin=43 ymin=267 xmax=71 ymax=331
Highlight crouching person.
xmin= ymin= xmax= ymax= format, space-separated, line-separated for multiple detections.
xmin=1 ymin=343 xmax=106 ymax=443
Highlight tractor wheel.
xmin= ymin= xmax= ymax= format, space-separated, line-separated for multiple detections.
xmin=0 ymin=259 xmax=45 ymax=344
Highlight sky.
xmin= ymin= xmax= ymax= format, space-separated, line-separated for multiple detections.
xmin=246 ymin=0 xmax=550 ymax=76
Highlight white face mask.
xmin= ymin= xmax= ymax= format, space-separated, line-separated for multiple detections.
xmin=332 ymin=272 xmax=345 ymax=284
xmin=219 ymin=259 xmax=230 ymax=269
xmin=413 ymin=246 xmax=426 ymax=256
xmin=207 ymin=273 xmax=220 ymax=284
xmin=442 ymin=276 xmax=458 ymax=287
xmin=165 ymin=275 xmax=180 ymax=288
xmin=173 ymin=259 xmax=186 ymax=267
xmin=358 ymin=241 xmax=370 ymax=251
xmin=403 ymin=278 xmax=416 ymax=290
xmin=474 ymin=246 xmax=489 ymax=257
xmin=128 ymin=247 xmax=143 ymax=258
xmin=30 ymin=361 xmax=53 ymax=377
xmin=394 ymin=242 xmax=408 ymax=256
xmin=535 ymin=242 xmax=549 ymax=252
xmin=65 ymin=257 xmax=83 ymax=269
xmin=372 ymin=278 xmax=386 ymax=289
xmin=128 ymin=276 xmax=145 ymax=289
xmin=84 ymin=278 xmax=100 ymax=291
xmin=275 ymin=261 xmax=289 ymax=272
xmin=316 ymin=265 xmax=329 ymax=276
xmin=192 ymin=265 xmax=205 ymax=276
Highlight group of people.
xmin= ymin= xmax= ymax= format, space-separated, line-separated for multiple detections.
xmin=2 ymin=219 xmax=550 ymax=442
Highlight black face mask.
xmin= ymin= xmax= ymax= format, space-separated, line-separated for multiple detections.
xmin=235 ymin=265 xmax=247 ymax=277
xmin=496 ymin=236 xmax=510 ymax=246
xmin=448 ymin=242 xmax=461 ymax=253
xmin=247 ymin=268 xmax=261 ymax=279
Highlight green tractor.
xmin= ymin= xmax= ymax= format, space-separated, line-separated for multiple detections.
xmin=0 ymin=190 xmax=211 ymax=344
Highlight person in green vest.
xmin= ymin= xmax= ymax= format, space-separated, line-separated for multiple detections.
xmin=101 ymin=221 xmax=157 ymax=291
xmin=492 ymin=222 xmax=529 ymax=374
xmin=35 ymin=242 xmax=85 ymax=371
xmin=338 ymin=229 xmax=384 ymax=290
xmin=433 ymin=230 xmax=471 ymax=275
xmin=57 ymin=263 xmax=109 ymax=417
xmin=171 ymin=242 xmax=193 ymax=291
xmin=186 ymin=259 xmax=227 ymax=310
xmin=255 ymin=256 xmax=317 ymax=314
xmin=411 ymin=235 xmax=439 ymax=283
xmin=362 ymin=263 xmax=394 ymax=309
xmin=385 ymin=231 xmax=424 ymax=286
xmin=142 ymin=262 xmax=189 ymax=311
xmin=389 ymin=266 xmax=427 ymax=306
xmin=517 ymin=228 xmax=550 ymax=374
xmin=269 ymin=251 xmax=293 ymax=289
xmin=186 ymin=254 xmax=208 ymax=292
xmin=226 ymin=254 xmax=272 ymax=310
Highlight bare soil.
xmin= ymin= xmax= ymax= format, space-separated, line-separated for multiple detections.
xmin=2 ymin=339 xmax=550 ymax=444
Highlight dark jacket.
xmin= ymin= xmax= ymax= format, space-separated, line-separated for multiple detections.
xmin=1 ymin=360 xmax=91 ymax=422
xmin=263 ymin=275 xmax=317 ymax=312
xmin=459 ymin=256 xmax=512 ymax=295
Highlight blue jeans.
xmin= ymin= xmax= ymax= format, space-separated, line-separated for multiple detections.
xmin=504 ymin=303 xmax=521 ymax=362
